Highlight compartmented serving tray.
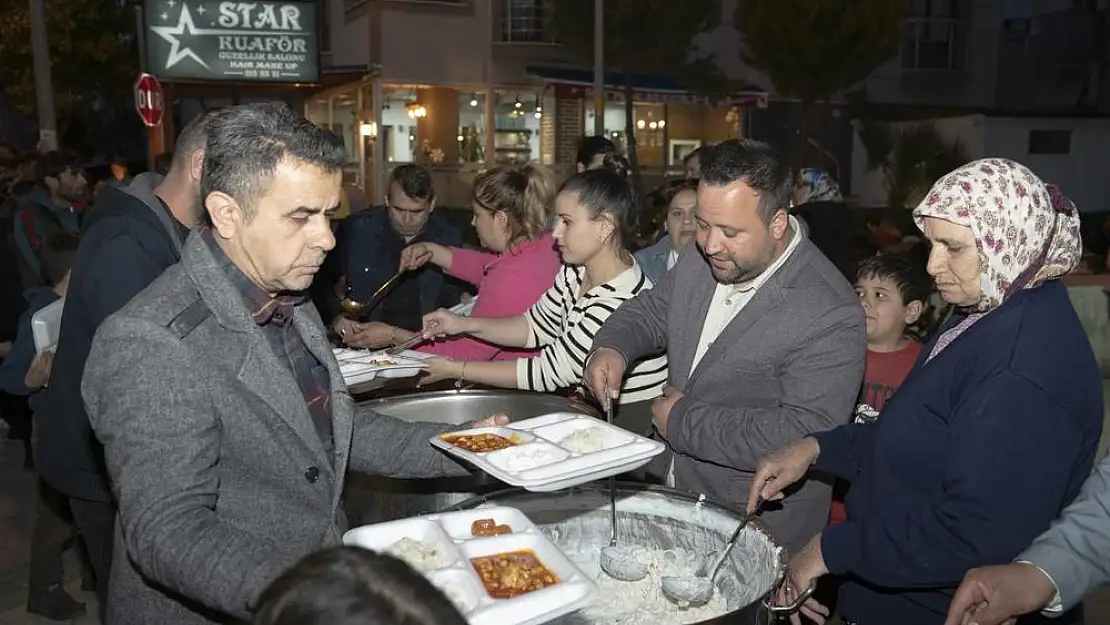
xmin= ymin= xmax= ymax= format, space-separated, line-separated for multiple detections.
xmin=333 ymin=348 xmax=431 ymax=384
xmin=431 ymin=412 xmax=666 ymax=492
xmin=342 ymin=506 xmax=598 ymax=625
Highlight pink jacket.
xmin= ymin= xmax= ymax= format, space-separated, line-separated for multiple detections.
xmin=417 ymin=233 xmax=561 ymax=361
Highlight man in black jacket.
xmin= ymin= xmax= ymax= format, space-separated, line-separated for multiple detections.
xmin=35 ymin=110 xmax=215 ymax=617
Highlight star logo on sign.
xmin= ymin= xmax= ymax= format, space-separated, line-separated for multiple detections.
xmin=150 ymin=5 xmax=210 ymax=70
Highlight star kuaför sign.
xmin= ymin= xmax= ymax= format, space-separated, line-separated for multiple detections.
xmin=143 ymin=0 xmax=319 ymax=83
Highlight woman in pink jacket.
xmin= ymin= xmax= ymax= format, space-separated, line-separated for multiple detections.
xmin=384 ymin=164 xmax=561 ymax=361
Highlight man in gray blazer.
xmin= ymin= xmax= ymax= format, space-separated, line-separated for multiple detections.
xmin=586 ymin=139 xmax=865 ymax=553
xmin=82 ymin=103 xmax=496 ymax=624
xmin=945 ymin=454 xmax=1110 ymax=625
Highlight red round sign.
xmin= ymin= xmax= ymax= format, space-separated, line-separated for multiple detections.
xmin=134 ymin=73 xmax=164 ymax=128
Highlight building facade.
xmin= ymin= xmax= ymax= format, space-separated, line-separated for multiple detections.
xmin=310 ymin=0 xmax=765 ymax=204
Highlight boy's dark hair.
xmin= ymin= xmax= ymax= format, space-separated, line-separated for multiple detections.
xmin=252 ymin=546 xmax=467 ymax=625
xmin=41 ymin=232 xmax=79 ymax=286
xmin=856 ymin=253 xmax=930 ymax=305
xmin=388 ymin=164 xmax=435 ymax=202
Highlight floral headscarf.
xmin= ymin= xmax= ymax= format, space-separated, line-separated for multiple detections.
xmin=795 ymin=168 xmax=843 ymax=204
xmin=913 ymin=158 xmax=1081 ymax=312
xmin=914 ymin=159 xmax=1082 ymax=360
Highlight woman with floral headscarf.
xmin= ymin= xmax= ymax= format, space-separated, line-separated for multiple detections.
xmin=792 ymin=168 xmax=855 ymax=280
xmin=748 ymin=159 xmax=1102 ymax=625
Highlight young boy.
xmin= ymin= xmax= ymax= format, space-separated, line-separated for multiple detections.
xmin=830 ymin=252 xmax=929 ymax=524
xmin=0 ymin=232 xmax=84 ymax=620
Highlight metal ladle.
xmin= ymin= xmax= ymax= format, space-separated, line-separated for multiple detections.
xmin=598 ymin=397 xmax=650 ymax=582
xmin=660 ymin=498 xmax=764 ymax=606
xmin=339 ymin=269 xmax=407 ymax=318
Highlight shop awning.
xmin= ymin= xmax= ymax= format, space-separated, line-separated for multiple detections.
xmin=526 ymin=65 xmax=769 ymax=108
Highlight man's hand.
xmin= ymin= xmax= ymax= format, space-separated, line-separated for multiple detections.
xmin=24 ymin=350 xmax=54 ymax=389
xmin=944 ymin=563 xmax=1057 ymax=625
xmin=746 ymin=437 xmax=820 ymax=512
xmin=471 ymin=413 xmax=510 ymax=428
xmin=651 ymin=385 xmax=683 ymax=435
xmin=583 ymin=347 xmax=627 ymax=408
xmin=777 ymin=533 xmax=831 ymax=625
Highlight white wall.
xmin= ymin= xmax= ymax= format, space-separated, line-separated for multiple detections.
xmin=379 ymin=6 xmax=491 ymax=85
xmin=982 ymin=117 xmax=1110 ymax=212
xmin=851 ymin=114 xmax=1110 ymax=211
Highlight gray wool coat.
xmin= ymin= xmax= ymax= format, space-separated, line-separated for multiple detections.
xmin=83 ymin=231 xmax=470 ymax=624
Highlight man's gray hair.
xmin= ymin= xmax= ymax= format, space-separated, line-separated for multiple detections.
xmin=201 ymin=102 xmax=346 ymax=223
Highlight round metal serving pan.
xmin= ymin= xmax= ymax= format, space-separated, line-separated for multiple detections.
xmin=345 ymin=390 xmax=601 ymax=524
xmin=446 ymin=482 xmax=794 ymax=625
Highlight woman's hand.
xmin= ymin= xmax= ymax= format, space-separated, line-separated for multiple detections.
xmin=343 ymin=322 xmax=396 ymax=349
xmin=24 ymin=350 xmax=54 ymax=389
xmin=747 ymin=437 xmax=821 ymax=512
xmin=400 ymin=242 xmax=449 ymax=271
xmin=776 ymin=533 xmax=831 ymax=625
xmin=422 ymin=309 xmax=469 ymax=339
xmin=418 ymin=356 xmax=463 ymax=386
xmin=332 ymin=315 xmax=361 ymax=339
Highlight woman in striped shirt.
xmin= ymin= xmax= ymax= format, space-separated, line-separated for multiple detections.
xmin=419 ymin=165 xmax=668 ymax=434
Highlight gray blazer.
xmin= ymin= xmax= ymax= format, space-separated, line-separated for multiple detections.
xmin=592 ymin=236 xmax=865 ymax=553
xmin=82 ymin=232 xmax=470 ymax=625
xmin=634 ymin=236 xmax=672 ymax=285
xmin=1021 ymin=454 xmax=1110 ymax=612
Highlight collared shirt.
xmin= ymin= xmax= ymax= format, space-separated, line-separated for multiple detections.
xmin=688 ymin=215 xmax=803 ymax=374
xmin=667 ymin=249 xmax=679 ymax=271
xmin=668 ymin=216 xmax=802 ymax=486
xmin=202 ymin=229 xmax=334 ymax=457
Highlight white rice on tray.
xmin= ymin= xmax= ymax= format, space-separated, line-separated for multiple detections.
xmin=559 ymin=427 xmax=616 ymax=454
xmin=384 ymin=537 xmax=451 ymax=573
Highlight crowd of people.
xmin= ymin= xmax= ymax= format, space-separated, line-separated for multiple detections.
xmin=0 ymin=103 xmax=1107 ymax=625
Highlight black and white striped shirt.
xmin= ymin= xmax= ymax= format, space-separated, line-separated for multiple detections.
xmin=517 ymin=262 xmax=668 ymax=403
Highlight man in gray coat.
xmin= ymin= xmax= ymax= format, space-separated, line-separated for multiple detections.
xmin=82 ymin=103 xmax=497 ymax=624
xmin=945 ymin=454 xmax=1110 ymax=625
xmin=585 ymin=139 xmax=865 ymax=553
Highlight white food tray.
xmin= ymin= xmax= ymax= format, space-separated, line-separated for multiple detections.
xmin=333 ymin=348 xmax=430 ymax=384
xmin=342 ymin=506 xmax=597 ymax=625
xmin=31 ymin=297 xmax=64 ymax=354
xmin=431 ymin=412 xmax=666 ymax=492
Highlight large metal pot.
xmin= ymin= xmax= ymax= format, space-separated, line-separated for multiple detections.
xmin=447 ymin=483 xmax=803 ymax=625
xmin=345 ymin=389 xmax=600 ymax=525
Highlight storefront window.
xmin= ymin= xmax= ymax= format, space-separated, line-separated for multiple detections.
xmin=493 ymin=89 xmax=542 ymax=165
xmin=382 ymin=87 xmax=419 ymax=163
xmin=583 ymin=101 xmax=630 ymax=151
xmin=458 ymin=91 xmax=486 ymax=164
